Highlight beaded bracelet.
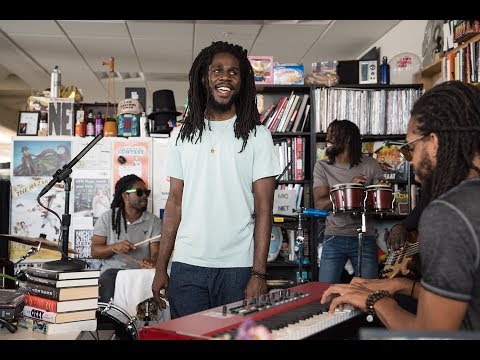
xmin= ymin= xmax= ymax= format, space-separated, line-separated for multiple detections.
xmin=251 ymin=269 xmax=267 ymax=280
xmin=365 ymin=290 xmax=392 ymax=320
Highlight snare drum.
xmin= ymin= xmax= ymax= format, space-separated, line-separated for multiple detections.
xmin=96 ymin=302 xmax=139 ymax=340
xmin=364 ymin=184 xmax=394 ymax=213
xmin=329 ymin=183 xmax=365 ymax=213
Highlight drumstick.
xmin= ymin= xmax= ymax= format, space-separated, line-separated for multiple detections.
xmin=112 ymin=249 xmax=143 ymax=266
xmin=133 ymin=234 xmax=161 ymax=248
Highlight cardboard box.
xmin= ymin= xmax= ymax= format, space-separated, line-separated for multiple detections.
xmin=48 ymin=98 xmax=77 ymax=136
xmin=248 ymin=56 xmax=274 ymax=84
xmin=274 ymin=63 xmax=304 ymax=85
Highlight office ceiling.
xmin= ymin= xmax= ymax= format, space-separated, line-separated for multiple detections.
xmin=0 ymin=19 xmax=401 ymax=116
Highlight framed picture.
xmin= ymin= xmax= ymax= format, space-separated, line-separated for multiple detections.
xmin=17 ymin=111 xmax=40 ymax=136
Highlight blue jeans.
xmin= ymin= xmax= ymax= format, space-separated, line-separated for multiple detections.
xmin=318 ymin=235 xmax=378 ymax=284
xmin=168 ymin=262 xmax=251 ymax=319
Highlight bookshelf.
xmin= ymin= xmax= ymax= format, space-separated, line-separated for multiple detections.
xmin=256 ymin=84 xmax=317 ymax=284
xmin=421 ymin=33 xmax=480 ymax=91
xmin=256 ymin=83 xmax=424 ymax=283
xmin=311 ymin=83 xmax=424 ymax=274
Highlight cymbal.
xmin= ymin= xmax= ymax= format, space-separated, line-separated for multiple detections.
xmin=0 ymin=234 xmax=79 ymax=254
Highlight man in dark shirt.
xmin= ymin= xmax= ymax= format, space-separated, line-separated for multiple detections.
xmin=321 ymin=81 xmax=480 ymax=332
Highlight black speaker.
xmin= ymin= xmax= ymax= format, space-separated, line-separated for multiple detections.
xmin=336 ymin=60 xmax=359 ymax=84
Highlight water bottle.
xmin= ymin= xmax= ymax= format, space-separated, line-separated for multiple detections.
xmin=85 ymin=109 xmax=95 ymax=136
xmin=380 ymin=56 xmax=390 ymax=85
xmin=95 ymin=112 xmax=104 ymax=136
xmin=140 ymin=112 xmax=149 ymax=137
xmin=50 ymin=66 xmax=61 ymax=97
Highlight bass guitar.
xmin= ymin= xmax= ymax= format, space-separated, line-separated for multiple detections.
xmin=379 ymin=230 xmax=419 ymax=280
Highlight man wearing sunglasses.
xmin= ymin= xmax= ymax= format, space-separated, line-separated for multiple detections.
xmin=321 ymin=81 xmax=480 ymax=332
xmin=91 ymin=174 xmax=161 ymax=303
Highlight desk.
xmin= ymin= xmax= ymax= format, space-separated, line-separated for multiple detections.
xmin=0 ymin=326 xmax=80 ymax=340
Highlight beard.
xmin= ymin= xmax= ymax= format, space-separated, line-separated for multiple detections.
xmin=206 ymin=86 xmax=238 ymax=113
xmin=413 ymin=152 xmax=434 ymax=196
xmin=326 ymin=144 xmax=344 ymax=158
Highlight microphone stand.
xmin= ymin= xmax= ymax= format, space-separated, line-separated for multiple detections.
xmin=41 ymin=133 xmax=104 ymax=271
xmin=356 ymin=193 xmax=369 ymax=277
xmin=275 ymin=160 xmax=293 ymax=183
xmin=293 ymin=207 xmax=307 ymax=284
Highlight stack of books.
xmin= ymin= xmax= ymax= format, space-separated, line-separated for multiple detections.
xmin=18 ymin=267 xmax=100 ymax=335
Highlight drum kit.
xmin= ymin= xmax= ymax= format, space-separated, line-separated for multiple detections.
xmin=0 ymin=234 xmax=158 ymax=340
xmin=0 ymin=234 xmax=79 ymax=287
xmin=329 ymin=182 xmax=395 ymax=277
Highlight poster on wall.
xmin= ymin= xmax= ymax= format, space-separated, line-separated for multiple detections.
xmin=152 ymin=138 xmax=170 ymax=219
xmin=73 ymin=228 xmax=101 ymax=270
xmin=73 ymin=178 xmax=111 ymax=226
xmin=12 ymin=138 xmax=72 ymax=177
xmin=9 ymin=176 xmax=68 ymax=263
xmin=112 ymin=139 xmax=152 ymax=193
xmin=71 ymin=137 xmax=112 ymax=179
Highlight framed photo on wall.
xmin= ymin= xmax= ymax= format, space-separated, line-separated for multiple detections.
xmin=17 ymin=111 xmax=40 ymax=136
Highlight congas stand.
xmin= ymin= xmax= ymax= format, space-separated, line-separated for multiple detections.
xmin=293 ymin=207 xmax=307 ymax=284
xmin=356 ymin=210 xmax=367 ymax=278
xmin=293 ymin=207 xmax=330 ymax=284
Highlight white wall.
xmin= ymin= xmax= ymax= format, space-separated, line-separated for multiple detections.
xmin=360 ymin=20 xmax=428 ymax=62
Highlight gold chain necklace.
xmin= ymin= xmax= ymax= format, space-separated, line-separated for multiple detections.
xmin=208 ymin=120 xmax=232 ymax=154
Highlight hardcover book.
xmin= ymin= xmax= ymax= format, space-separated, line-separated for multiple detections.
xmin=25 ymin=267 xmax=100 ymax=280
xmin=17 ymin=317 xmax=97 ymax=335
xmin=24 ymin=294 xmax=98 ymax=313
xmin=26 ymin=274 xmax=99 ymax=288
xmin=26 ymin=283 xmax=99 ymax=301
xmin=22 ymin=305 xmax=96 ymax=324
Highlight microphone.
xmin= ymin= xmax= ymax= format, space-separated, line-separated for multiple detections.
xmin=38 ymin=132 xmax=104 ymax=199
xmin=302 ymin=208 xmax=330 ymax=218
xmin=38 ymin=176 xmax=62 ymax=198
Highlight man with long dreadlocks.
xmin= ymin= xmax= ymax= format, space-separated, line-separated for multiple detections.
xmin=91 ymin=174 xmax=161 ymax=303
xmin=151 ymin=41 xmax=280 ymax=319
xmin=320 ymin=81 xmax=480 ymax=332
xmin=313 ymin=119 xmax=387 ymax=284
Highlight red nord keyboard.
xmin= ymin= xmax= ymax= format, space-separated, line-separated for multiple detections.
xmin=138 ymin=281 xmax=361 ymax=340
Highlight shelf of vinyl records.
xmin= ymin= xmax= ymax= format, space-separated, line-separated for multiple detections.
xmin=312 ymin=84 xmax=424 ymax=135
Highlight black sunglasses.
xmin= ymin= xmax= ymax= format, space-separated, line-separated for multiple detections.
xmin=398 ymin=135 xmax=426 ymax=161
xmin=124 ymin=188 xmax=151 ymax=197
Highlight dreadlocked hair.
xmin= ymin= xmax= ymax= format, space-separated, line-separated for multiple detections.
xmin=110 ymin=174 xmax=144 ymax=239
xmin=326 ymin=119 xmax=363 ymax=167
xmin=177 ymin=40 xmax=260 ymax=152
xmin=411 ymin=80 xmax=480 ymax=200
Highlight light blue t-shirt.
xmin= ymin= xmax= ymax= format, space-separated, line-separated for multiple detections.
xmin=164 ymin=116 xmax=281 ymax=268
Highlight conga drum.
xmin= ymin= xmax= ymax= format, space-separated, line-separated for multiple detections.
xmin=329 ymin=183 xmax=365 ymax=214
xmin=364 ymin=184 xmax=394 ymax=213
